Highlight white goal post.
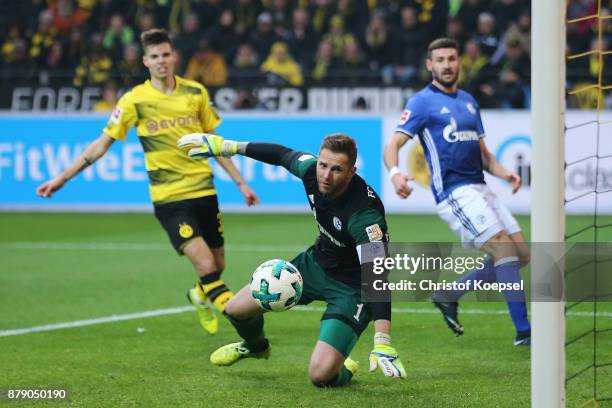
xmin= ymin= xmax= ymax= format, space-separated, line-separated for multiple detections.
xmin=531 ymin=0 xmax=566 ymax=407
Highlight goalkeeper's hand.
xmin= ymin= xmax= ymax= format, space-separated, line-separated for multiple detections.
xmin=176 ymin=133 xmax=238 ymax=159
xmin=368 ymin=335 xmax=406 ymax=378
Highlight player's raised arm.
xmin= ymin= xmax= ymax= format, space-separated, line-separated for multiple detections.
xmin=36 ymin=133 xmax=115 ymax=198
xmin=177 ymin=133 xmax=314 ymax=178
xmin=479 ymin=139 xmax=521 ymax=193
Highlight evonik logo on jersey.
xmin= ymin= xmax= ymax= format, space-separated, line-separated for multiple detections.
xmin=442 ymin=117 xmax=479 ymax=143
xmin=145 ymin=115 xmax=200 ymax=133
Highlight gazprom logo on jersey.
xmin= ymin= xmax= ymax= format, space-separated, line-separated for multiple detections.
xmin=442 ymin=117 xmax=479 ymax=143
xmin=495 ymin=135 xmax=532 ymax=188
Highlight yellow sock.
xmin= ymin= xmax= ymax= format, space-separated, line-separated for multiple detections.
xmin=200 ymin=281 xmax=234 ymax=313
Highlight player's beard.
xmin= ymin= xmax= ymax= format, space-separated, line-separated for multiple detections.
xmin=433 ymin=68 xmax=458 ymax=90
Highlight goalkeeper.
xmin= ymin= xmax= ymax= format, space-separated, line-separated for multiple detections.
xmin=177 ymin=132 xmax=406 ymax=386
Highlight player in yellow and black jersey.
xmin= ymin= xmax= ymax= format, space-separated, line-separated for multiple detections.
xmin=36 ymin=29 xmax=258 ymax=335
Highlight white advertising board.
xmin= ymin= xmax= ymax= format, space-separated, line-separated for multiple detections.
xmin=382 ymin=110 xmax=612 ymax=215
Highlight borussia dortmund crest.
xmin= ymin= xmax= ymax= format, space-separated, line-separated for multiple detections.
xmin=179 ymin=223 xmax=194 ymax=238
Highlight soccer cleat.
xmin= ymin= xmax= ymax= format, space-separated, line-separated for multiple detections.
xmin=514 ymin=330 xmax=531 ymax=346
xmin=344 ymin=357 xmax=359 ymax=376
xmin=187 ymin=285 xmax=219 ymax=335
xmin=210 ymin=342 xmax=271 ymax=366
xmin=432 ymin=300 xmax=464 ymax=336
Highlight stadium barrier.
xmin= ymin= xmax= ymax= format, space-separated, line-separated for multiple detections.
xmin=1 ymin=111 xmax=609 ymax=214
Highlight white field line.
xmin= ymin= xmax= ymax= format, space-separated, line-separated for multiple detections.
xmin=0 ymin=242 xmax=304 ymax=252
xmin=1 ymin=305 xmax=610 ymax=338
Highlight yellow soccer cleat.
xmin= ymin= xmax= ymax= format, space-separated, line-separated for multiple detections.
xmin=187 ymin=285 xmax=219 ymax=335
xmin=210 ymin=342 xmax=271 ymax=366
xmin=344 ymin=357 xmax=359 ymax=376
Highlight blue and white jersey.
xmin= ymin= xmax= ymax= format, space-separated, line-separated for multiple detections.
xmin=396 ymin=84 xmax=486 ymax=203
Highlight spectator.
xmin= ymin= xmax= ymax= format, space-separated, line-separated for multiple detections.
xmin=136 ymin=12 xmax=156 ymax=37
xmin=287 ymin=8 xmax=318 ymax=70
xmin=458 ymin=39 xmax=490 ymax=91
xmin=457 ymin=0 xmax=489 ymax=33
xmin=260 ymin=41 xmax=303 ymax=86
xmin=364 ymin=10 xmax=395 ymax=76
xmin=134 ymin=0 xmax=171 ymax=30
xmin=103 ymin=14 xmax=134 ymax=62
xmin=503 ymin=8 xmax=531 ymax=54
xmin=50 ymin=0 xmax=89 ymax=36
xmin=1 ymin=38 xmax=33 ymax=86
xmin=207 ymin=9 xmax=240 ymax=62
xmin=65 ymin=26 xmax=85 ymax=69
xmin=29 ymin=10 xmax=58 ymax=66
xmin=93 ymin=82 xmax=119 ymax=112
xmin=249 ymin=12 xmax=280 ymax=59
xmin=173 ymin=12 xmax=202 ymax=62
xmin=492 ymin=0 xmax=523 ymax=33
xmin=391 ymin=6 xmax=428 ymax=85
xmin=336 ymin=38 xmax=370 ymax=86
xmin=486 ymin=38 xmax=530 ymax=108
xmin=2 ymin=21 xmax=27 ymax=64
xmin=415 ymin=0 xmax=449 ymax=40
xmin=325 ymin=14 xmax=355 ymax=59
xmin=309 ymin=0 xmax=334 ymax=35
xmin=90 ymin=0 xmax=125 ymax=30
xmin=235 ymin=0 xmax=263 ymax=39
xmin=567 ymin=36 xmax=610 ymax=109
xmin=446 ymin=16 xmax=469 ymax=50
xmin=311 ymin=37 xmax=338 ymax=84
xmin=269 ymin=0 xmax=293 ymax=29
xmin=73 ymin=34 xmax=113 ymax=87
xmin=117 ymin=43 xmax=146 ymax=88
xmin=472 ymin=12 xmax=500 ymax=57
xmin=184 ymin=41 xmax=228 ymax=87
xmin=335 ymin=0 xmax=369 ymax=41
xmin=231 ymin=43 xmax=262 ymax=86
xmin=39 ymin=41 xmax=68 ymax=85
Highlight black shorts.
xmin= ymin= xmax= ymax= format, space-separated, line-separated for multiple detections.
xmin=153 ymin=195 xmax=224 ymax=254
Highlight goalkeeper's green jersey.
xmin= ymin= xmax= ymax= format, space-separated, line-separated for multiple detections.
xmin=288 ymin=153 xmax=389 ymax=287
xmin=103 ymin=76 xmax=221 ymax=204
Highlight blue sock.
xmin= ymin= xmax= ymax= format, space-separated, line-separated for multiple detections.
xmin=494 ymin=257 xmax=531 ymax=333
xmin=455 ymin=258 xmax=495 ymax=298
xmin=434 ymin=259 xmax=495 ymax=302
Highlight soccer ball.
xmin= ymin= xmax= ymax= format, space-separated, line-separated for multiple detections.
xmin=250 ymin=259 xmax=303 ymax=312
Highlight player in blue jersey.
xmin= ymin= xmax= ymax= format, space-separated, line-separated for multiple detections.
xmin=383 ymin=38 xmax=531 ymax=346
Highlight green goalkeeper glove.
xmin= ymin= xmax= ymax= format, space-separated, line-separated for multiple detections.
xmin=368 ymin=333 xmax=406 ymax=378
xmin=176 ymin=133 xmax=238 ymax=159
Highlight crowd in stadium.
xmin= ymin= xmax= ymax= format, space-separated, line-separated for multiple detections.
xmin=0 ymin=0 xmax=609 ymax=110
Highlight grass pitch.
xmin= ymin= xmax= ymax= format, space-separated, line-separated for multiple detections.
xmin=0 ymin=213 xmax=610 ymax=407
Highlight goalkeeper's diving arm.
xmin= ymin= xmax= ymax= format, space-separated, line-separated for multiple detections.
xmin=237 ymin=142 xmax=298 ymax=171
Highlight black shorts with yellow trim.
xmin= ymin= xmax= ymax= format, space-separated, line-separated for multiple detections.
xmin=153 ymin=195 xmax=224 ymax=254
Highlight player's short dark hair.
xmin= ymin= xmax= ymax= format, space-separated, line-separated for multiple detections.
xmin=427 ymin=38 xmax=459 ymax=59
xmin=320 ymin=133 xmax=357 ymax=167
xmin=140 ymin=28 xmax=173 ymax=51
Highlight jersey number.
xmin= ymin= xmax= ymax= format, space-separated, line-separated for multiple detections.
xmin=353 ymin=303 xmax=364 ymax=321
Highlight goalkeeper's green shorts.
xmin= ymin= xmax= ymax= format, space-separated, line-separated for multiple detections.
xmin=291 ymin=247 xmax=372 ymax=357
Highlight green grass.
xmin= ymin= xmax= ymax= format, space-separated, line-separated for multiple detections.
xmin=0 ymin=213 xmax=610 ymax=407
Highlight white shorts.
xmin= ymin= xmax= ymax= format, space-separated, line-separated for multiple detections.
xmin=436 ymin=184 xmax=521 ymax=248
